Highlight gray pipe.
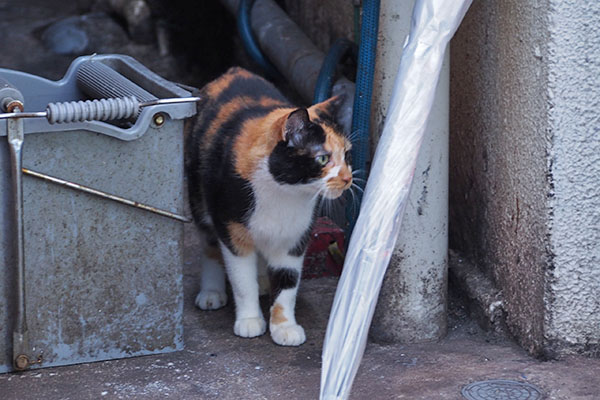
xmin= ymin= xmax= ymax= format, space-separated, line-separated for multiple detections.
xmin=220 ymin=0 xmax=354 ymax=132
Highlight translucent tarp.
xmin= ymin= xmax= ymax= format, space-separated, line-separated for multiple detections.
xmin=320 ymin=0 xmax=473 ymax=398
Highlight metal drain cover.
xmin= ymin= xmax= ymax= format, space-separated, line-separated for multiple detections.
xmin=462 ymin=380 xmax=543 ymax=400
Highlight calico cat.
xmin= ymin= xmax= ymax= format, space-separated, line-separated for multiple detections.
xmin=186 ymin=67 xmax=353 ymax=346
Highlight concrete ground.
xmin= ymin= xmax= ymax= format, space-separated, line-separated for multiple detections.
xmin=1 ymin=223 xmax=599 ymax=400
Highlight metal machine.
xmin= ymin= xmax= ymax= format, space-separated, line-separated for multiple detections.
xmin=0 ymin=54 xmax=197 ymax=372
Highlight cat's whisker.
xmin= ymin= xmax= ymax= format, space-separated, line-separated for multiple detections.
xmin=346 ymin=129 xmax=361 ymax=143
xmin=351 ymin=182 xmax=365 ymax=193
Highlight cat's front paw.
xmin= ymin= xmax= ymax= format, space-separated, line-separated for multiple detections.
xmin=195 ymin=290 xmax=227 ymax=310
xmin=234 ymin=317 xmax=267 ymax=338
xmin=270 ymin=323 xmax=306 ymax=346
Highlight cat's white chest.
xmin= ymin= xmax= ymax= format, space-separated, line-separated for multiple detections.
xmin=248 ymin=164 xmax=316 ymax=257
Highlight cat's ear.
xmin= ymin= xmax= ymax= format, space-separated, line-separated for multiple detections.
xmin=284 ymin=108 xmax=310 ymax=147
xmin=309 ymin=94 xmax=346 ymax=120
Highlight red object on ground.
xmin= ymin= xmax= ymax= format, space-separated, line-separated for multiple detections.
xmin=303 ymin=217 xmax=346 ymax=279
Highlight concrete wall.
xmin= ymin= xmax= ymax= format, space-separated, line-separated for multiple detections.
xmin=544 ymin=0 xmax=600 ymax=357
xmin=451 ymin=0 xmax=600 ymax=357
xmin=450 ymin=0 xmax=551 ymax=355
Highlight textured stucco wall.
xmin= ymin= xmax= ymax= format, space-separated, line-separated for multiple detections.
xmin=544 ymin=0 xmax=600 ymax=356
xmin=451 ymin=0 xmax=600 ymax=357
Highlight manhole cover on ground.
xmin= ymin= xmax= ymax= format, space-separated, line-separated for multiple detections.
xmin=462 ymin=379 xmax=543 ymax=400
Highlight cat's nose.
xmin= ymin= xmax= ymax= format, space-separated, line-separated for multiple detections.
xmin=341 ymin=172 xmax=352 ymax=184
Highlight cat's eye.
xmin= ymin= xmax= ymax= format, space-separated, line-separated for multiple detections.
xmin=315 ymin=154 xmax=330 ymax=166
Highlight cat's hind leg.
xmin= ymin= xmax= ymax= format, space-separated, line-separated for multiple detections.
xmin=266 ymin=253 xmax=306 ymax=346
xmin=195 ymin=233 xmax=227 ymax=310
xmin=221 ymin=244 xmax=266 ymax=338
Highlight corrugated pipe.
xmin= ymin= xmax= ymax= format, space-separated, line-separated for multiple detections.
xmin=346 ymin=0 xmax=380 ymax=235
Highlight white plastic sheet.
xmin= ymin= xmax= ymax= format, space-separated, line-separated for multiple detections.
xmin=319 ymin=1 xmax=472 ymax=399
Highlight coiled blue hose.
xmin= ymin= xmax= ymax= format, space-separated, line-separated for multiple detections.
xmin=346 ymin=0 xmax=380 ymax=235
xmin=237 ymin=0 xmax=281 ymax=80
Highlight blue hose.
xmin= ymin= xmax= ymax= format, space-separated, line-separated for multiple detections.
xmin=237 ymin=0 xmax=281 ymax=80
xmin=313 ymin=38 xmax=357 ymax=104
xmin=346 ymin=0 xmax=380 ymax=235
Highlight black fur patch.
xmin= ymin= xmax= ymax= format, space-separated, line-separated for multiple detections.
xmin=268 ymin=118 xmax=327 ymax=185
xmin=268 ymin=142 xmax=324 ymax=184
xmin=269 ymin=268 xmax=300 ymax=301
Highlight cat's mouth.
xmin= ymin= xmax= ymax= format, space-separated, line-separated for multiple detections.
xmin=323 ymin=180 xmax=352 ymax=199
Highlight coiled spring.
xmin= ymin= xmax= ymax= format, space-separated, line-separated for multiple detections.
xmin=0 ymin=95 xmax=201 ymax=124
xmin=46 ymin=96 xmax=140 ymax=124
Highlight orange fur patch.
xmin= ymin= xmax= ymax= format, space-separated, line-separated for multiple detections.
xmin=307 ymin=95 xmax=341 ymax=121
xmin=270 ymin=303 xmax=288 ymax=325
xmin=323 ymin=126 xmax=347 ymax=154
xmin=227 ymin=222 xmax=254 ymax=255
xmin=203 ymin=96 xmax=287 ymax=153
xmin=234 ymin=108 xmax=294 ymax=180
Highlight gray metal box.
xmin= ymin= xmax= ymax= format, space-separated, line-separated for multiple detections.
xmin=0 ymin=55 xmax=194 ymax=372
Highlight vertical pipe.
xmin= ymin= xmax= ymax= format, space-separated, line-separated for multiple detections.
xmin=369 ymin=0 xmax=449 ymax=343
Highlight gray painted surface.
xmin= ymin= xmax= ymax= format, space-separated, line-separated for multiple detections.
xmin=0 ymin=62 xmax=186 ymax=372
xmin=544 ymin=0 xmax=600 ymax=355
xmin=0 ymin=120 xmax=185 ymax=373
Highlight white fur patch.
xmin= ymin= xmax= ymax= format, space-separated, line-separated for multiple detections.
xmin=248 ymin=160 xmax=318 ymax=260
xmin=324 ymin=165 xmax=342 ymax=181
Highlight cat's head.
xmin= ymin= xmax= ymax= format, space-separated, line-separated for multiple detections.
xmin=268 ymin=96 xmax=353 ymax=199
